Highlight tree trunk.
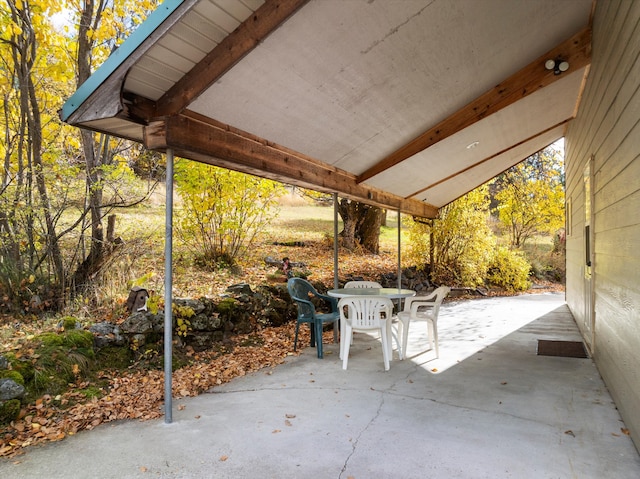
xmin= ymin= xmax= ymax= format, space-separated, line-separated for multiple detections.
xmin=72 ymin=130 xmax=105 ymax=293
xmin=29 ymin=81 xmax=64 ymax=283
xmin=429 ymin=219 xmax=436 ymax=283
xmin=338 ymin=200 xmax=359 ymax=250
xmin=16 ymin=2 xmax=64 ymax=284
xmin=359 ymin=207 xmax=384 ymax=254
xmin=71 ymin=0 xmax=108 ymax=295
xmin=337 ymin=198 xmax=382 ymax=253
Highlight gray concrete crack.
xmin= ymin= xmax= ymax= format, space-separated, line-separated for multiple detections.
xmin=338 ymin=390 xmax=386 ymax=479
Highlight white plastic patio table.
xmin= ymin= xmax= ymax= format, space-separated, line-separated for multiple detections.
xmin=328 ymin=288 xmax=416 ymax=360
xmin=327 ymin=288 xmax=416 ymax=299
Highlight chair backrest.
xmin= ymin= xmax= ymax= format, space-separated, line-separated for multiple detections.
xmin=287 ymin=277 xmax=316 ymax=301
xmin=287 ymin=277 xmax=318 ymax=319
xmin=344 ymin=280 xmax=382 ymax=289
xmin=404 ymin=286 xmax=450 ymax=318
xmin=338 ymin=296 xmax=393 ymax=330
xmin=430 ymin=286 xmax=450 ymax=305
xmin=429 ymin=286 xmax=450 ymax=316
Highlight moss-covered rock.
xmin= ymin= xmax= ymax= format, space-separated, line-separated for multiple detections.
xmin=28 ymin=329 xmax=97 ymax=396
xmin=95 ymin=346 xmax=132 ymax=370
xmin=61 ymin=316 xmax=80 ymax=331
xmin=0 ymin=398 xmax=21 ymax=425
xmin=63 ymin=329 xmax=94 ymax=349
xmin=5 ymin=353 xmax=35 ymax=382
xmin=39 ymin=332 xmax=64 ymax=347
xmin=216 ymin=298 xmax=238 ymax=315
xmin=0 ymin=370 xmax=25 ymax=386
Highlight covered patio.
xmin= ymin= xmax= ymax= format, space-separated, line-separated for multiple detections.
xmin=3 ymin=293 xmax=639 ymax=478
xmin=61 ymin=0 xmax=596 ymax=416
xmin=59 ymin=0 xmax=640 ymax=458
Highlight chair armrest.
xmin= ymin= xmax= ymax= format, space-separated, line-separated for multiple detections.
xmin=402 ymin=296 xmax=437 ymax=315
xmin=410 ymin=299 xmax=436 ymax=313
xmin=381 ymin=302 xmax=394 ymax=319
xmin=293 ymin=297 xmax=317 ymax=316
xmin=316 ymin=292 xmax=339 ymax=313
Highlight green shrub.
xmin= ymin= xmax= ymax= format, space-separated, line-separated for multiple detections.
xmin=174 ymin=161 xmax=286 ymax=267
xmin=528 ymin=257 xmax=545 ymax=280
xmin=0 ymin=262 xmax=51 ymax=315
xmin=545 ymin=252 xmax=566 ymax=282
xmin=524 ymin=247 xmax=566 ymax=283
xmin=487 ymin=246 xmax=531 ymax=292
xmin=408 ymin=185 xmax=496 ymax=287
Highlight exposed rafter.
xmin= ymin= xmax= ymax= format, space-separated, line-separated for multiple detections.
xmin=356 ymin=26 xmax=591 ymax=184
xmin=407 ymin=119 xmax=571 ymax=201
xmin=143 ymin=112 xmax=439 ymax=218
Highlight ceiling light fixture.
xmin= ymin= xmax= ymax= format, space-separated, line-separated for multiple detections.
xmin=545 ymin=58 xmax=569 ymax=75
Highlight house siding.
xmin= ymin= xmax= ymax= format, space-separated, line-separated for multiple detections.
xmin=564 ymin=0 xmax=640 ymax=449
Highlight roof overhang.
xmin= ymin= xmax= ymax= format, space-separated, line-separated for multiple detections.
xmin=62 ymin=0 xmax=594 ymax=218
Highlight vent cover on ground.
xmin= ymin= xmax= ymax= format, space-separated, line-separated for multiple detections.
xmin=537 ymin=340 xmax=588 ymax=358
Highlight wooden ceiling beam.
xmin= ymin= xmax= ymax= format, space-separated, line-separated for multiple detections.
xmin=150 ymin=0 xmax=309 ymax=119
xmin=406 ymin=119 xmax=571 ymax=201
xmin=119 ymin=93 xmax=156 ymax=124
xmin=144 ymin=112 xmax=439 ymax=218
xmin=356 ymin=26 xmax=591 ymax=184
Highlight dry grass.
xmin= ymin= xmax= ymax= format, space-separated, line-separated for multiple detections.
xmin=75 ymin=195 xmax=403 ymax=313
xmin=63 ymin=191 xmax=563 ymax=316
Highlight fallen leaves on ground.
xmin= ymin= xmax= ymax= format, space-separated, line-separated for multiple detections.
xmin=0 ymin=322 xmax=312 ymax=459
xmin=0 ymin=240 xmax=564 ymax=459
xmin=0 ymin=242 xmax=387 ymax=459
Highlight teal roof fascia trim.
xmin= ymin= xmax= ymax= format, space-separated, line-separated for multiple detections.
xmin=61 ymin=0 xmax=185 ymax=122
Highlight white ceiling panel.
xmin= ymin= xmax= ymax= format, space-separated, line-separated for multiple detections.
xmin=64 ymin=0 xmax=593 ymax=217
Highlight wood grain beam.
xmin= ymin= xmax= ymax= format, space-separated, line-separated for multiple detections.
xmin=144 ymin=112 xmax=438 ymax=218
xmin=150 ymin=0 xmax=309 ymax=119
xmin=356 ymin=26 xmax=591 ymax=184
xmin=406 ymin=119 xmax=571 ymax=201
xmin=119 ymin=92 xmax=156 ymax=124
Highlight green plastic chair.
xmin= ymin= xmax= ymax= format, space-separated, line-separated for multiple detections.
xmin=287 ymin=278 xmax=339 ymax=358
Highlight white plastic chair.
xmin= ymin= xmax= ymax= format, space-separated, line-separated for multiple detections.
xmin=395 ymin=286 xmax=450 ymax=359
xmin=342 ymin=281 xmax=384 ymax=346
xmin=338 ymin=296 xmax=393 ymax=371
xmin=344 ymin=280 xmax=382 ymax=288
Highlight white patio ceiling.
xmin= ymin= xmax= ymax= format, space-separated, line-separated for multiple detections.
xmin=62 ymin=0 xmax=593 ymax=218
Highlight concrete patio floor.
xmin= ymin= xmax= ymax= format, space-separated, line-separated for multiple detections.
xmin=2 ymin=292 xmax=639 ymax=478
